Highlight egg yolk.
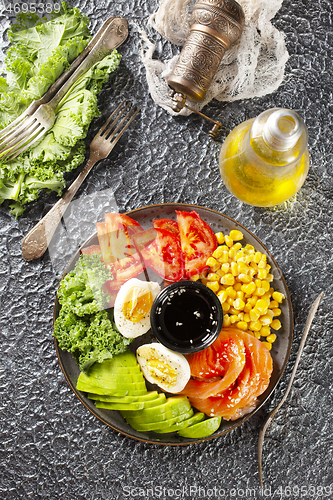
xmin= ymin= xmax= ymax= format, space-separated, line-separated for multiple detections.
xmin=146 ymin=359 xmax=178 ymax=388
xmin=122 ymin=287 xmax=153 ymax=322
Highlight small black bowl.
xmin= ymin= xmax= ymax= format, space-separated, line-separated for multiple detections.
xmin=150 ymin=280 xmax=223 ymax=354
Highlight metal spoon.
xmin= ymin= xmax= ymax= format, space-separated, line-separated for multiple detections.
xmin=258 ymin=291 xmax=325 ymax=488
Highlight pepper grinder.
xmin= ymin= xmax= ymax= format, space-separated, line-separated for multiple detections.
xmin=167 ymin=0 xmax=245 ymax=137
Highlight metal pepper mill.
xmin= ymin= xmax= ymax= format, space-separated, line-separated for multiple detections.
xmin=167 ymin=0 xmax=245 ymax=137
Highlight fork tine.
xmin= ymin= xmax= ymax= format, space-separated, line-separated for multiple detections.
xmin=0 ymin=115 xmax=33 ymax=148
xmin=0 ymin=109 xmax=30 ymax=140
xmin=104 ymin=104 xmax=140 ymax=145
xmin=0 ymin=118 xmax=42 ymax=154
xmin=97 ymin=100 xmax=129 ymax=137
xmin=108 ymin=106 xmax=140 ymax=148
xmin=0 ymin=124 xmax=46 ymax=161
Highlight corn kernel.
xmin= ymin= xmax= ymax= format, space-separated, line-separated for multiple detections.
xmin=215 ymin=232 xmax=225 ymax=245
xmin=222 ymin=302 xmax=230 ymax=312
xmin=248 ymin=267 xmax=257 ymax=278
xmin=190 ymin=274 xmax=200 ymax=281
xmin=223 ymin=314 xmax=231 ymax=327
xmin=262 ymin=293 xmax=272 ymax=304
xmin=244 ymin=302 xmax=252 ymax=313
xmin=254 ymin=332 xmax=261 ymax=339
xmin=260 ymin=314 xmax=272 ymax=326
xmin=227 ymin=296 xmax=235 ymax=306
xmin=226 ymin=287 xmax=237 ymax=299
xmin=234 ymin=283 xmax=242 ymax=292
xmin=230 ymin=229 xmax=243 ymax=241
xmin=261 ymin=280 xmax=271 ymax=292
xmin=272 ymin=291 xmax=285 ymax=303
xmin=254 ymin=251 xmax=262 ymax=263
xmin=237 ymin=312 xmax=244 ymax=321
xmin=269 ymin=300 xmax=279 ymax=309
xmin=233 ymin=298 xmax=245 ymax=311
xmin=207 ymin=272 xmax=220 ymax=281
xmin=231 ymin=261 xmax=239 ymax=276
xmin=206 ymin=281 xmax=220 ymax=293
xmin=229 ymin=307 xmax=239 ymax=315
xmin=218 ymin=251 xmax=229 ymax=264
xmin=238 ymin=274 xmax=252 ymax=284
xmin=236 ymin=290 xmax=245 ymax=300
xmin=248 ymin=296 xmax=258 ymax=306
xmin=213 ymin=246 xmax=225 ymax=259
xmin=258 ymin=261 xmax=266 ymax=269
xmin=257 ymin=268 xmax=267 ymax=280
xmin=243 ymin=313 xmax=250 ymax=323
xmin=225 ymin=235 xmax=233 ymax=247
xmin=222 ymin=263 xmax=230 ymax=273
xmin=237 ymin=321 xmax=248 ymax=330
xmin=266 ymin=333 xmax=277 ymax=343
xmin=232 ymin=242 xmax=243 ymax=251
xmin=255 ymin=287 xmax=266 ymax=297
xmin=245 ymin=244 xmax=255 ymax=254
xmin=221 ymin=274 xmax=235 ymax=286
xmin=241 ymin=282 xmax=256 ymax=295
xmin=261 ymin=254 xmax=267 ymax=263
xmin=229 ymin=248 xmax=237 ymax=259
xmin=250 ymin=309 xmax=260 ymax=322
xmin=271 ymin=319 xmax=282 ymax=330
xmin=255 ymin=279 xmax=262 ymax=288
xmin=260 ymin=326 xmax=271 ymax=337
xmin=217 ymin=289 xmax=228 ymax=303
xmin=266 ymin=273 xmax=274 ymax=282
xmin=206 ymin=257 xmax=220 ymax=272
xmin=255 ymin=299 xmax=268 ymax=315
xmin=262 ymin=341 xmax=272 ymax=350
xmin=272 ymin=308 xmax=281 ymax=317
xmin=250 ymin=320 xmax=262 ymax=331
xmin=235 ymin=251 xmax=245 ymax=261
xmin=267 ymin=309 xmax=275 ymax=318
xmin=230 ymin=314 xmax=239 ymax=324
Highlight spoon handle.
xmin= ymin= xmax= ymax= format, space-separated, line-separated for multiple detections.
xmin=258 ymin=291 xmax=325 ymax=488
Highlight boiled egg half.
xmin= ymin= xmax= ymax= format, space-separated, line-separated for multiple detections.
xmin=114 ymin=278 xmax=160 ymax=338
xmin=136 ymin=343 xmax=191 ymax=393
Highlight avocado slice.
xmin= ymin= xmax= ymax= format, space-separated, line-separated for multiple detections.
xmin=78 ymin=370 xmax=145 ymax=386
xmin=122 ymin=396 xmax=192 ymax=424
xmin=87 ymin=391 xmax=160 ymax=403
xmin=95 ymin=394 xmax=167 ymax=411
xmin=177 ymin=417 xmax=222 ymax=438
xmin=124 ymin=409 xmax=194 ymax=432
xmin=77 ymin=380 xmax=147 ymax=396
xmin=154 ymin=412 xmax=205 ymax=433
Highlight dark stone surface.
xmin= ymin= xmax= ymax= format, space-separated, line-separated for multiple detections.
xmin=0 ymin=0 xmax=332 ymax=499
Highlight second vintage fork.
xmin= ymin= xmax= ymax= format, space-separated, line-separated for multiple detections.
xmin=21 ymin=101 xmax=139 ymax=261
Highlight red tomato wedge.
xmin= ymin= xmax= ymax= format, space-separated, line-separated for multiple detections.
xmin=176 ymin=210 xmax=218 ymax=277
xmin=186 ymin=328 xmax=273 ymax=420
xmin=81 ymin=245 xmax=102 ymax=256
xmin=153 ymin=219 xmax=181 ymax=238
xmin=96 ymin=213 xmax=145 ymax=281
xmin=133 ymin=227 xmax=185 ymax=282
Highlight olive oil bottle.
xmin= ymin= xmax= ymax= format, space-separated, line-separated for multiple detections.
xmin=219 ymin=108 xmax=309 ymax=207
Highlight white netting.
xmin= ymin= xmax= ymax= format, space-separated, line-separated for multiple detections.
xmin=138 ymin=0 xmax=289 ymax=116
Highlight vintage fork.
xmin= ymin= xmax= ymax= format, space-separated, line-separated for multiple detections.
xmin=0 ymin=16 xmax=128 ymax=161
xmin=21 ymin=101 xmax=139 ymax=261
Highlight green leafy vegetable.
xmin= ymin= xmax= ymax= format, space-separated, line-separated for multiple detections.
xmin=54 ymin=254 xmax=131 ymax=372
xmin=0 ymin=3 xmax=122 ymax=216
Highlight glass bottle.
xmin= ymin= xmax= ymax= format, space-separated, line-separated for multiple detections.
xmin=219 ymin=108 xmax=309 ymax=207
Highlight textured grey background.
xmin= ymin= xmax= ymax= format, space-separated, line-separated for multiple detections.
xmin=0 ymin=0 xmax=332 ymax=499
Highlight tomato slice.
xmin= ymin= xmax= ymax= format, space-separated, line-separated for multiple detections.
xmin=133 ymin=227 xmax=185 ymax=282
xmin=81 ymin=245 xmax=102 ymax=256
xmin=97 ymin=213 xmax=145 ymax=280
xmin=176 ymin=210 xmax=218 ymax=277
xmin=153 ymin=219 xmax=180 ymax=239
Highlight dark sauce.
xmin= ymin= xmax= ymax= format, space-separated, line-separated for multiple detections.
xmin=158 ymin=288 xmax=216 ymax=348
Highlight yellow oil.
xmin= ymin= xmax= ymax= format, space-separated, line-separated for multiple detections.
xmin=219 ymin=119 xmax=309 ymax=207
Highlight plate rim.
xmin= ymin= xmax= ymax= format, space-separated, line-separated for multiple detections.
xmin=53 ymin=202 xmax=294 ymax=445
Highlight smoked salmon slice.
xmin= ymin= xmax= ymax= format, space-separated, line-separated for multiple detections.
xmin=180 ymin=329 xmax=246 ymax=399
xmin=183 ymin=328 xmax=273 ymax=420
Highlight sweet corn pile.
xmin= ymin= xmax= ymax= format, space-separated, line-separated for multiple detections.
xmin=191 ymin=229 xmax=285 ymax=351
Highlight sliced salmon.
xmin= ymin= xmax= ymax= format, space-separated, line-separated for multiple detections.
xmin=180 ymin=329 xmax=246 ymax=399
xmin=186 ymin=328 xmax=273 ymax=420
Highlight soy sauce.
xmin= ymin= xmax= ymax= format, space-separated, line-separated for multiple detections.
xmin=150 ymin=281 xmax=223 ymax=353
